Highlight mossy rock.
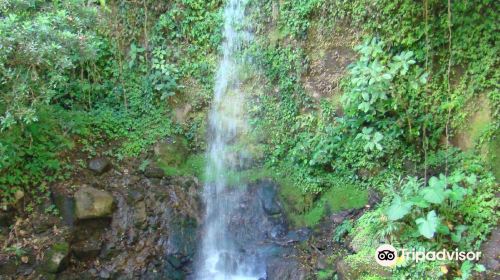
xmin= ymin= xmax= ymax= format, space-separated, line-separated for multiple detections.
xmin=74 ymin=186 xmax=114 ymax=220
xmin=43 ymin=242 xmax=70 ymax=273
xmin=154 ymin=136 xmax=189 ymax=167
xmin=336 ymin=249 xmax=391 ymax=280
xmin=279 ymin=182 xmax=367 ymax=227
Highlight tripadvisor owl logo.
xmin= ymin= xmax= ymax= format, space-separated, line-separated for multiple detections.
xmin=375 ymin=244 xmax=397 ymax=267
xmin=375 ymin=244 xmax=482 ymax=267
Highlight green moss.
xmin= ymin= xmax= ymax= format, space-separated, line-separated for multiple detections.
xmin=51 ymin=242 xmax=69 ymax=253
xmin=343 ymin=248 xmax=391 ymax=279
xmin=156 ymin=136 xmax=189 ymax=168
xmin=161 ymin=153 xmax=206 ymax=179
xmin=43 ymin=242 xmax=69 ymax=273
xmin=322 ymin=185 xmax=368 ymax=212
xmin=161 ymin=153 xmax=274 ymax=186
xmin=279 ymin=181 xmax=368 ymax=227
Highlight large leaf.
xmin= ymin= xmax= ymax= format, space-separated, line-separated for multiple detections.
xmin=415 ymin=210 xmax=439 ymax=239
xmin=387 ymin=196 xmax=413 ymax=221
xmin=421 ymin=177 xmax=448 ymax=204
xmin=409 ymin=196 xmax=430 ymax=208
xmin=449 ymin=185 xmax=468 ymax=202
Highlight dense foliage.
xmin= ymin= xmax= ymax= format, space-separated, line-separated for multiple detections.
xmin=0 ymin=0 xmax=222 ymax=203
xmin=246 ymin=0 xmax=498 ymax=278
xmin=0 ymin=0 xmax=497 ymax=278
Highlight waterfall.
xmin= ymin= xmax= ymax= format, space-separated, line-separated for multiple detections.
xmin=195 ymin=0 xmax=262 ymax=279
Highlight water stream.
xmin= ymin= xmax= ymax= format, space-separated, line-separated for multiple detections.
xmin=195 ymin=0 xmax=262 ymax=279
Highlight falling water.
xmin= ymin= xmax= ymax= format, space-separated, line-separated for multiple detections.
xmin=195 ymin=0 xmax=262 ymax=279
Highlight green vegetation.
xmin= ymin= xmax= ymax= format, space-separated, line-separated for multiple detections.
xmin=246 ymin=0 xmax=498 ymax=278
xmin=0 ymin=0 xmax=223 ymax=203
xmin=0 ymin=0 xmax=498 ymax=279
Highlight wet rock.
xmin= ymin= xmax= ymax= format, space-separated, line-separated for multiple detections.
xmin=43 ymin=242 xmax=70 ymax=273
xmin=88 ymin=157 xmax=112 ymax=175
xmin=257 ymin=182 xmax=281 ymax=215
xmin=283 ymin=227 xmax=312 ymax=243
xmin=144 ymin=166 xmax=165 ymax=179
xmin=51 ymin=190 xmax=75 ymax=225
xmin=166 ymin=215 xmax=198 ymax=259
xmin=266 ymin=258 xmax=308 ymax=280
xmin=75 ymin=186 xmax=114 ymax=220
xmin=270 ymin=224 xmax=287 ymax=239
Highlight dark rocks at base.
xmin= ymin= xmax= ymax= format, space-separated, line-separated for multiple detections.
xmin=256 ymin=180 xmax=282 ymax=215
xmin=51 ymin=190 xmax=76 ymax=225
xmin=144 ymin=165 xmax=165 ymax=179
xmin=43 ymin=242 xmax=70 ymax=273
xmin=266 ymin=257 xmax=308 ymax=280
xmin=227 ymin=180 xmax=289 ymax=247
xmin=71 ymin=219 xmax=109 ymax=260
xmin=72 ymin=238 xmax=103 ymax=260
xmin=270 ymin=224 xmax=287 ymax=239
xmin=280 ymin=227 xmax=312 ymax=244
xmin=88 ymin=157 xmax=112 ymax=175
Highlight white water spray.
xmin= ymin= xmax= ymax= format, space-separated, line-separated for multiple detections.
xmin=195 ymin=0 xmax=262 ymax=279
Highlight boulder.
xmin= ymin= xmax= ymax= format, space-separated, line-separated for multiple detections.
xmin=144 ymin=166 xmax=165 ymax=179
xmin=75 ymin=186 xmax=114 ymax=220
xmin=88 ymin=157 xmax=112 ymax=175
xmin=257 ymin=183 xmax=281 ymax=215
xmin=336 ymin=252 xmax=391 ymax=280
xmin=51 ymin=190 xmax=75 ymax=225
xmin=43 ymin=242 xmax=70 ymax=273
xmin=266 ymin=258 xmax=308 ymax=280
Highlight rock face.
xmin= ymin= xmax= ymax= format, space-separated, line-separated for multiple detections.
xmin=1 ymin=169 xmax=311 ymax=279
xmin=88 ymin=157 xmax=112 ymax=175
xmin=266 ymin=258 xmax=308 ymax=280
xmin=257 ymin=180 xmax=282 ymax=215
xmin=56 ymin=175 xmax=203 ymax=279
xmin=74 ymin=186 xmax=114 ymax=220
